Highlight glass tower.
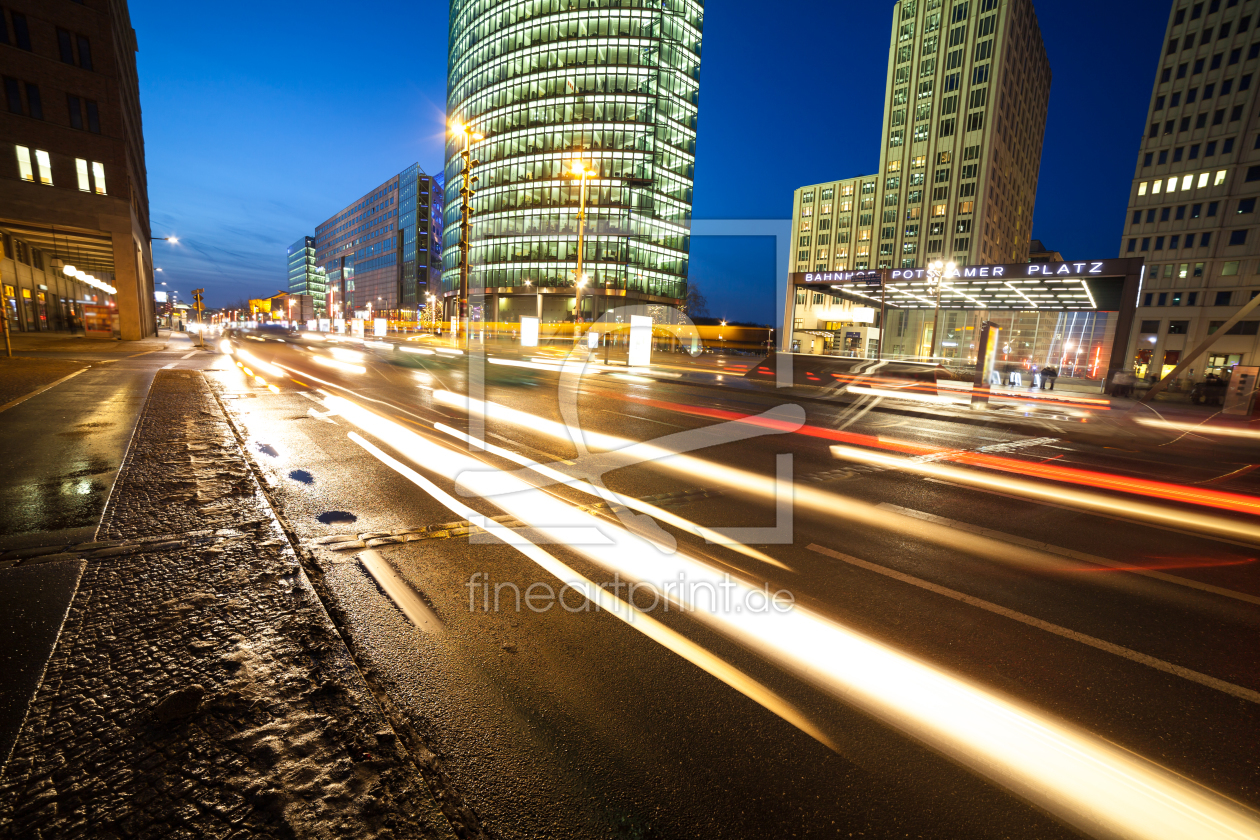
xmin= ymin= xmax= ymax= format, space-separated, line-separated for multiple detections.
xmin=286 ymin=236 xmax=327 ymax=315
xmin=443 ymin=0 xmax=704 ymax=326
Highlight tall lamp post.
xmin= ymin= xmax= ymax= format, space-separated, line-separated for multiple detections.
xmin=452 ymin=121 xmax=484 ymax=348
xmin=567 ymin=159 xmax=594 ymax=340
xmin=925 ymin=259 xmax=955 ymax=361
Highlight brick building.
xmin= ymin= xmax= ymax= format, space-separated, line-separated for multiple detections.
xmin=0 ymin=0 xmax=154 ymax=339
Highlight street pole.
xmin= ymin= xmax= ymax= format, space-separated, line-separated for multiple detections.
xmin=926 ymin=260 xmax=954 ymax=362
xmin=569 ymin=160 xmax=593 ymax=344
xmin=454 ymin=121 xmax=484 ymax=349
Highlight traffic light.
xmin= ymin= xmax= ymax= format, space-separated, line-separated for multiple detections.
xmin=192 ymin=288 xmax=204 ymax=312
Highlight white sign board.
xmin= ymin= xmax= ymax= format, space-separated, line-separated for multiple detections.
xmin=307 ymin=320 xmax=317 ymax=331
xmin=335 ymin=319 xmax=346 ymax=334
xmin=587 ymin=330 xmax=599 ymax=350
xmin=629 ymin=315 xmax=652 ymax=367
xmin=374 ymin=318 xmax=387 ymax=337
xmin=351 ymin=318 xmax=365 ymax=338
xmin=852 ymin=306 xmax=876 ymax=323
xmin=318 ymin=318 xmax=330 ymax=333
xmin=520 ymin=316 xmax=539 ymax=347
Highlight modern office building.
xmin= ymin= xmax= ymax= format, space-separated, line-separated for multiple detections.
xmin=286 ymin=235 xmax=326 ymax=315
xmin=443 ymin=0 xmax=704 ymax=326
xmin=789 ymin=0 xmax=1050 ymax=279
xmin=0 ymin=0 xmax=155 ymax=339
xmin=313 ymin=164 xmax=443 ymax=321
xmin=1120 ymin=0 xmax=1260 ymax=383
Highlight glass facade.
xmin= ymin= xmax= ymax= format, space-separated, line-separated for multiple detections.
xmin=313 ymin=167 xmax=444 ymax=320
xmin=286 ymin=236 xmax=327 ymax=315
xmin=443 ymin=0 xmax=704 ymax=323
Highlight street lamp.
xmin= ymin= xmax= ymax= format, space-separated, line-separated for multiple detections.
xmin=151 ymin=236 xmax=178 ymax=243
xmin=567 ymin=159 xmax=595 ymax=338
xmin=452 ymin=120 xmax=485 ymax=348
xmin=925 ymin=259 xmax=956 ymax=361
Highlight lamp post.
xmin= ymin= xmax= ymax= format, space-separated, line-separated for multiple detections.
xmin=452 ymin=121 xmax=484 ymax=348
xmin=567 ymin=159 xmax=594 ymax=341
xmin=925 ymin=259 xmax=956 ymax=362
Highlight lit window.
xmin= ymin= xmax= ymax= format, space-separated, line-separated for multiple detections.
xmin=1152 ymin=180 xmax=1162 ymax=194
xmin=1182 ymin=174 xmax=1194 ymax=190
xmin=1167 ymin=176 xmax=1178 ymax=192
xmin=1138 ymin=181 xmax=1148 ymax=195
xmin=15 ymin=145 xmax=33 ymax=181
xmin=35 ymin=149 xmax=51 ymax=184
xmin=1216 ymin=169 xmax=1228 ymax=185
xmin=1198 ymin=172 xmax=1209 ymax=188
xmin=932 ymin=203 xmax=947 ymax=216
xmin=75 ymin=158 xmax=90 ymax=191
xmin=91 ymin=161 xmax=105 ymax=194
xmin=957 ymin=200 xmax=975 ymax=214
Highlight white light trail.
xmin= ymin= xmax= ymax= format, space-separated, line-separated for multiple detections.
xmin=329 ymin=393 xmax=1260 ymax=840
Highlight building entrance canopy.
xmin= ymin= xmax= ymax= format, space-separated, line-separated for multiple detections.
xmin=783 ymin=258 xmax=1146 ymax=386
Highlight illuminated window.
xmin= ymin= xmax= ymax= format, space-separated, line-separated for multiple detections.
xmin=957 ymin=200 xmax=975 ymax=214
xmin=887 ymin=160 xmax=901 ymax=172
xmin=1216 ymin=169 xmax=1228 ymax=185
xmin=1166 ymin=176 xmax=1178 ymax=192
xmin=15 ymin=145 xmax=33 ymax=181
xmin=841 ymin=184 xmax=854 ymax=196
xmin=912 ymin=155 xmax=927 ymax=168
xmin=34 ymin=149 xmax=51 ymax=184
xmin=91 ymin=161 xmax=105 ymax=194
xmin=1138 ymin=181 xmax=1148 ymax=195
xmin=1153 ymin=180 xmax=1163 ymax=194
xmin=1198 ymin=172 xmax=1209 ymax=188
xmin=858 ymin=230 xmax=871 ymax=241
xmin=932 ymin=203 xmax=947 ymax=216
xmin=75 ymin=158 xmax=89 ymax=191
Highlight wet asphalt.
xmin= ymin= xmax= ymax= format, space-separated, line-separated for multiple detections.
xmin=197 ymin=333 xmax=1260 ymax=839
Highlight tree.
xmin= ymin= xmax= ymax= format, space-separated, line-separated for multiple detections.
xmin=684 ymin=282 xmax=708 ymax=318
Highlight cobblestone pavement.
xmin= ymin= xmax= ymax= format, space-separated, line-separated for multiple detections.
xmin=0 ymin=370 xmax=454 ymax=840
xmin=0 ymin=359 xmax=90 ymax=409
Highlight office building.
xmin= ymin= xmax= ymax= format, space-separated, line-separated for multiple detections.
xmin=789 ymin=0 xmax=1050 ymax=278
xmin=0 ymin=0 xmax=155 ymax=339
xmin=1121 ymin=0 xmax=1260 ymax=383
xmin=313 ymin=164 xmax=443 ymax=321
xmin=286 ymin=235 xmax=326 ymax=315
xmin=443 ymin=0 xmax=704 ymax=326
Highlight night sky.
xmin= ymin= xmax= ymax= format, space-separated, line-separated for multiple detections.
xmin=132 ymin=0 xmax=1167 ymax=323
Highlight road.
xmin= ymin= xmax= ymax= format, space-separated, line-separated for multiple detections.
xmin=205 ymin=332 xmax=1260 ymax=839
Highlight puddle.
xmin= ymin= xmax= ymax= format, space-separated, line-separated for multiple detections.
xmin=289 ymin=470 xmax=314 ymax=485
xmin=317 ymin=511 xmax=357 ymax=525
xmin=255 ymin=443 xmax=280 ymax=458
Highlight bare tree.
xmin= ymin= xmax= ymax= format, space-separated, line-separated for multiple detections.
xmin=684 ymin=282 xmax=708 ymax=318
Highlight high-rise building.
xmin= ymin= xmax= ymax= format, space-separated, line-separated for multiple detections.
xmin=0 ymin=0 xmax=155 ymax=339
xmin=1120 ymin=0 xmax=1260 ymax=384
xmin=443 ymin=0 xmax=704 ymax=326
xmin=789 ymin=0 xmax=1050 ymax=275
xmin=313 ymin=165 xmax=444 ymax=321
xmin=286 ymin=235 xmax=326 ymax=315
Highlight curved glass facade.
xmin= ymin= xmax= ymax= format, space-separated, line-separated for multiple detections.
xmin=443 ymin=0 xmax=703 ymax=322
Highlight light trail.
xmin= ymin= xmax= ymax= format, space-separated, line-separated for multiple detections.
xmin=1138 ymin=419 xmax=1260 ymax=439
xmin=311 ymin=356 xmax=366 ymax=375
xmin=329 ymin=393 xmax=1260 ymax=840
xmin=829 ymin=444 xmax=1260 ymax=544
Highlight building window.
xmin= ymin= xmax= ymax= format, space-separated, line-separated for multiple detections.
xmin=76 ymin=35 xmax=93 ymax=71
xmin=1230 ymin=229 xmax=1249 ymax=245
xmin=1223 ymin=261 xmax=1241 ymax=275
xmin=1158 ymin=293 xmax=1168 ymax=306
xmin=1143 ymin=293 xmax=1153 ymax=306
xmin=3 ymin=76 xmax=19 ymax=114
xmin=85 ymin=100 xmax=99 ymax=133
xmin=956 ymin=201 xmax=973 ymax=214
xmin=10 ymin=12 xmax=30 ymax=51
xmin=1215 ymin=291 xmax=1233 ymax=305
xmin=34 ymin=148 xmax=51 ymax=185
xmin=67 ymin=94 xmax=83 ymax=130
xmin=57 ymin=28 xmax=75 ymax=64
xmin=1240 ymin=198 xmax=1257 ymax=214
xmin=15 ymin=145 xmax=33 ymax=181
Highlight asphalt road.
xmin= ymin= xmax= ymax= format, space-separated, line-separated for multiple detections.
xmin=206 ymin=332 xmax=1260 ymax=840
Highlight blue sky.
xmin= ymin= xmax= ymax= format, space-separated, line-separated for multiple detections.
xmin=133 ymin=0 xmax=1166 ymax=322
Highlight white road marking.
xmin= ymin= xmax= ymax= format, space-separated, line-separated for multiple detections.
xmin=877 ymin=503 xmax=1260 ymax=606
xmin=307 ymin=407 xmax=339 ymax=425
xmin=807 ymin=543 xmax=1260 ymax=706
xmin=0 ymin=368 xmax=87 ymax=414
xmin=161 ymin=363 xmax=178 ymax=370
xmin=181 ymin=351 xmax=197 ymax=359
xmin=357 ymin=549 xmax=442 ymax=633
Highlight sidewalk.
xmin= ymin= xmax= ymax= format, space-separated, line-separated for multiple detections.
xmin=0 ymin=370 xmax=455 ymax=840
xmin=1 ymin=330 xmax=172 ymax=362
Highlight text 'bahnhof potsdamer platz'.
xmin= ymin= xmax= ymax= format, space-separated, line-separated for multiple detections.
xmin=442 ymin=0 xmax=703 ymax=327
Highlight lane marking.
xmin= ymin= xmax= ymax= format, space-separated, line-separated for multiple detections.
xmin=181 ymin=351 xmax=197 ymax=359
xmin=877 ymin=503 xmax=1260 ymax=607
xmin=357 ymin=549 xmax=443 ymax=633
xmin=807 ymin=543 xmax=1260 ymax=706
xmin=0 ymin=367 xmax=88 ymax=414
xmin=161 ymin=363 xmax=178 ymax=369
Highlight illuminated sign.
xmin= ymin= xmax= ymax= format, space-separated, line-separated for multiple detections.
xmin=798 ymin=259 xmax=1130 ymax=286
